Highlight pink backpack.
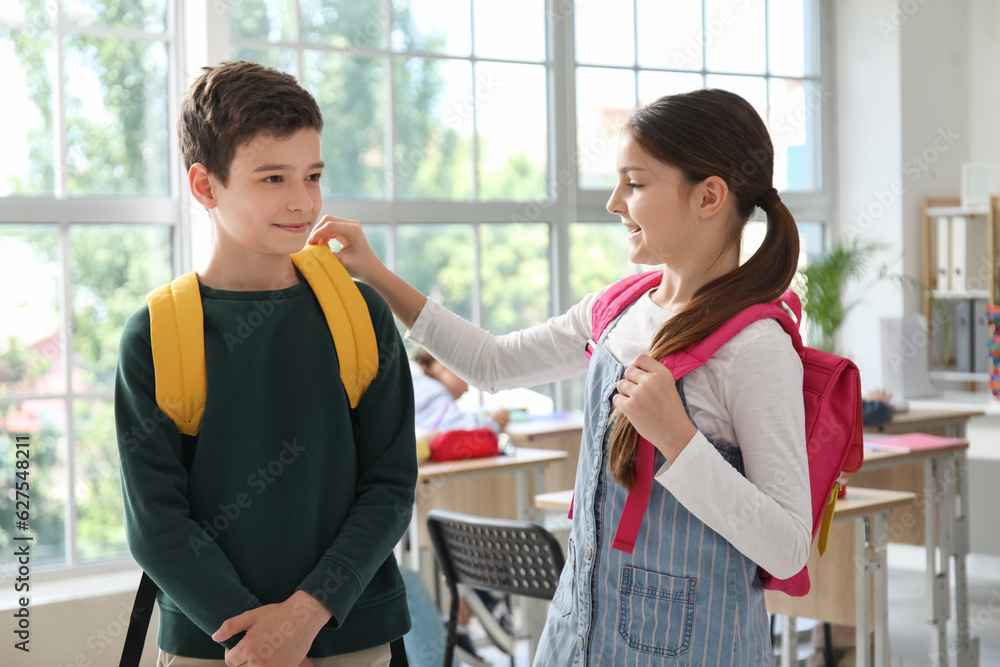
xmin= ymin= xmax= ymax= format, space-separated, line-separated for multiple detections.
xmin=582 ymin=271 xmax=863 ymax=597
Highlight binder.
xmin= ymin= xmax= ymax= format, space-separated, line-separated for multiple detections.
xmin=974 ymin=298 xmax=990 ymax=374
xmin=950 ymin=215 xmax=967 ymax=292
xmin=953 ymin=299 xmax=973 ymax=372
xmin=935 ymin=216 xmax=951 ymax=291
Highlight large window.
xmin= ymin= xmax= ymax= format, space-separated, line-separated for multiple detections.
xmin=0 ymin=0 xmax=179 ymax=578
xmin=573 ymin=0 xmax=822 ymax=192
xmin=1 ymin=0 xmax=831 ymax=577
xmin=217 ymin=0 xmax=559 ymax=402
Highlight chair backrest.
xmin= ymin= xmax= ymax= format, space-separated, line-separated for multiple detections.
xmin=426 ymin=509 xmax=565 ymax=601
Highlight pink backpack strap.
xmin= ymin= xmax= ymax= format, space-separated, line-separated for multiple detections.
xmin=664 ymin=292 xmax=804 ymax=380
xmin=611 ymin=290 xmax=805 ymax=554
xmin=572 ymin=271 xmax=661 ymax=522
xmin=586 ymin=271 xmax=662 ymax=358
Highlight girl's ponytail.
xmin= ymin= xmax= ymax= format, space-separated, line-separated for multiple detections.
xmin=606 ymin=90 xmax=800 ymax=489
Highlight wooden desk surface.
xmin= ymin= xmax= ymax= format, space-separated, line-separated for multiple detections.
xmin=859 ymin=438 xmax=968 ymax=470
xmin=418 ymin=447 xmax=568 ymax=481
xmin=886 ymin=407 xmax=984 ymax=424
xmin=831 ymin=487 xmax=917 ymax=519
xmin=864 ymin=406 xmax=984 ymax=434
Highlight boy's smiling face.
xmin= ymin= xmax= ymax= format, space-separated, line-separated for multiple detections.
xmin=196 ymin=127 xmax=324 ymax=259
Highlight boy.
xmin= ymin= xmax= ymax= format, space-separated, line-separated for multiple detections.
xmin=115 ymin=61 xmax=416 ymax=666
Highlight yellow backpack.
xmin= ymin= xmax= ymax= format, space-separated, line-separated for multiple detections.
xmin=145 ymin=243 xmax=379 ymax=436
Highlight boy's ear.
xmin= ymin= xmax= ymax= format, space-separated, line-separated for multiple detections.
xmin=695 ymin=175 xmax=729 ymax=219
xmin=188 ymin=163 xmax=218 ymax=209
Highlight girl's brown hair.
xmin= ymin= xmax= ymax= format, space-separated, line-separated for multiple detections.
xmin=608 ymin=89 xmax=800 ymax=490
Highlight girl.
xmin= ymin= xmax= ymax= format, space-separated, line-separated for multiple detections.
xmin=309 ymin=89 xmax=811 ymax=665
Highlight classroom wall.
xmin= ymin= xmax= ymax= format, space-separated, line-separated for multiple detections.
xmin=0 ymin=589 xmax=159 ymax=667
xmin=836 ymin=0 xmax=972 ymax=389
xmin=834 ymin=0 xmax=906 ymax=388
xmin=967 ymin=0 xmax=1000 ymax=162
xmin=898 ymin=0 xmax=969 ymax=312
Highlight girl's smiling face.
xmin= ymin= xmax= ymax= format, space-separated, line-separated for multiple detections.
xmin=605 ymin=133 xmax=702 ymax=267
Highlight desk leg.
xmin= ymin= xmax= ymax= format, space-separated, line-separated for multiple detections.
xmin=531 ymin=468 xmax=546 ymax=520
xmin=952 ymin=451 xmax=980 ymax=667
xmin=780 ymin=615 xmax=796 ymax=667
xmin=927 ymin=458 xmax=950 ymax=667
xmin=409 ymin=485 xmax=423 ymax=572
xmin=856 ymin=517 xmax=871 ymax=667
xmin=515 ymin=470 xmax=528 ymax=522
xmin=515 ymin=466 xmax=548 ymax=523
xmin=872 ymin=513 xmax=890 ymax=667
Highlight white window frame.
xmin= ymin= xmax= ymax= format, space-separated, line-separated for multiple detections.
xmin=0 ymin=0 xmax=835 ymax=580
xmin=0 ymin=0 xmax=185 ymax=581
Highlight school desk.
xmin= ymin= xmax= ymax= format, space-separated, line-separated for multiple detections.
xmin=766 ymin=435 xmax=977 ymax=667
xmin=533 ymin=487 xmax=916 ymax=667
xmin=407 ymin=447 xmax=568 ymax=571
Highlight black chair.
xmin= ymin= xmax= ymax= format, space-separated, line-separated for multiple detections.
xmin=426 ymin=509 xmax=565 ymax=667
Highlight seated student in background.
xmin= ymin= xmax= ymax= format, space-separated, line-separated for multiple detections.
xmin=863 ymin=388 xmax=896 ymax=427
xmin=413 ymin=347 xmax=509 ymax=434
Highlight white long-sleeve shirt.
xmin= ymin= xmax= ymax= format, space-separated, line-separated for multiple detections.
xmin=406 ymin=287 xmax=812 ymax=578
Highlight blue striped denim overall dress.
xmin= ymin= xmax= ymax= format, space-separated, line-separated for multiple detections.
xmin=533 ymin=313 xmax=772 ymax=666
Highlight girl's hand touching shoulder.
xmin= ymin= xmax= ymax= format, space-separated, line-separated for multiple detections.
xmin=309 ymin=215 xmax=428 ymax=329
xmin=613 ymin=354 xmax=697 ymax=462
xmin=308 ymin=215 xmax=383 ymax=284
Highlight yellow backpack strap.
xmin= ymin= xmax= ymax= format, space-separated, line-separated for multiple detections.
xmin=817 ymin=481 xmax=840 ymax=557
xmin=146 ymin=271 xmax=206 ymax=436
xmin=291 ymin=244 xmax=378 ymax=407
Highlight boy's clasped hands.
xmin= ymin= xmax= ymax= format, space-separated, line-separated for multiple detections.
xmin=213 ymin=590 xmax=331 ymax=667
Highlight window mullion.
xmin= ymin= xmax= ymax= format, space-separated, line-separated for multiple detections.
xmin=470 ymin=0 xmax=480 ymax=202
xmin=473 ymin=222 xmax=482 ymax=328
xmin=54 ymin=0 xmax=67 ymax=198
xmin=385 ymin=0 xmax=396 ymax=202
xmin=550 ymin=0 xmax=576 ymax=411
xmin=58 ymin=218 xmax=78 ymax=570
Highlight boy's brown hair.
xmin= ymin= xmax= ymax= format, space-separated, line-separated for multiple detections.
xmin=177 ymin=61 xmax=323 ymax=186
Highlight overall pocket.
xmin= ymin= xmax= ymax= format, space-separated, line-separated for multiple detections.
xmin=617 ymin=566 xmax=698 ymax=657
xmin=549 ymin=538 xmax=576 ymax=616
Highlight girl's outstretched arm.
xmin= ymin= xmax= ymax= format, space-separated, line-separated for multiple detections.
xmin=308 ymin=214 xmax=594 ymax=392
xmin=308 ymin=215 xmax=428 ymax=329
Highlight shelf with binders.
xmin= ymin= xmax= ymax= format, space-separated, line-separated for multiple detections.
xmin=922 ymin=196 xmax=1000 ymax=390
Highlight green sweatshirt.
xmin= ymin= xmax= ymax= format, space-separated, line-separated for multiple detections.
xmin=115 ymin=278 xmax=416 ymax=659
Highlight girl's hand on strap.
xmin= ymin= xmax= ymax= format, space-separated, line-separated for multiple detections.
xmin=613 ymin=354 xmax=697 ymax=462
xmin=308 ymin=215 xmax=383 ymax=284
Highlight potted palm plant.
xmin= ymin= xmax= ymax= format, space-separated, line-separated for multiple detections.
xmin=798 ymin=239 xmax=944 ymax=357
